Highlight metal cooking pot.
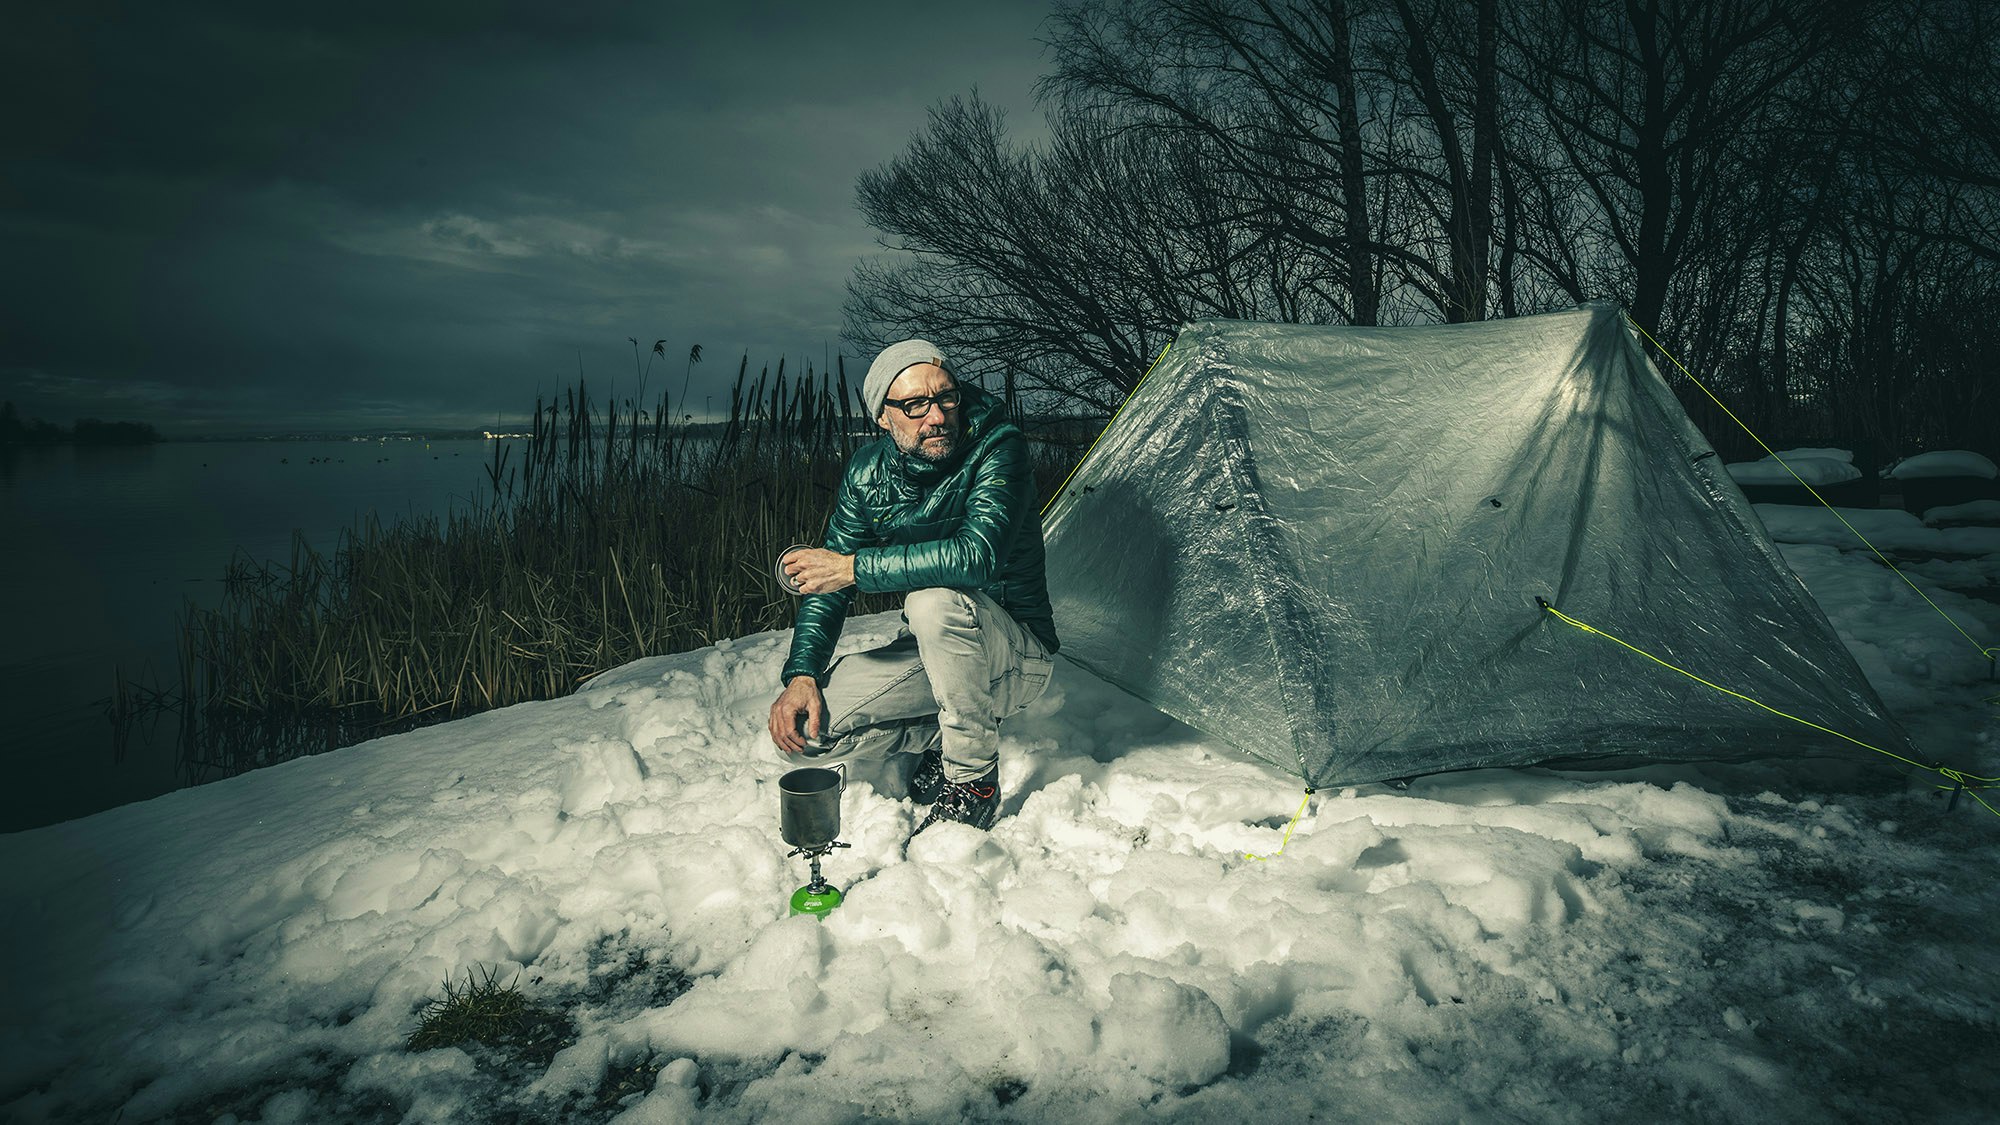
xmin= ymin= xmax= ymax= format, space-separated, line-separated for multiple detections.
xmin=779 ymin=764 xmax=845 ymax=849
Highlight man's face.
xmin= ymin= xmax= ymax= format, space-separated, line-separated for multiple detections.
xmin=876 ymin=362 xmax=961 ymax=462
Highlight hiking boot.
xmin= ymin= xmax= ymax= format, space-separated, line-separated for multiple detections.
xmin=907 ymin=731 xmax=945 ymax=805
xmin=912 ymin=764 xmax=1000 ymax=835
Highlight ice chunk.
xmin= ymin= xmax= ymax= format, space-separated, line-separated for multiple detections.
xmin=1097 ymin=972 xmax=1230 ymax=1086
xmin=556 ymin=738 xmax=646 ymax=817
xmin=609 ymin=1058 xmax=701 ymax=1125
xmin=527 ymin=1034 xmax=609 ymax=1101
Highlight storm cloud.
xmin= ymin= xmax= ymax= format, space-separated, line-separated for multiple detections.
xmin=2 ymin=0 xmax=1055 ymax=433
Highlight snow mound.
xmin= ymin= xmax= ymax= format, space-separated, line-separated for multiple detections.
xmin=1925 ymin=499 xmax=2000 ymax=525
xmin=1727 ymin=448 xmax=1861 ymax=488
xmin=1754 ymin=504 xmax=2000 ymax=557
xmin=1765 ymin=446 xmax=1855 ymax=463
xmin=1886 ymin=450 xmax=1998 ymax=480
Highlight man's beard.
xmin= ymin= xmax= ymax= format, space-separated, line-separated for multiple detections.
xmin=895 ymin=423 xmax=957 ymax=462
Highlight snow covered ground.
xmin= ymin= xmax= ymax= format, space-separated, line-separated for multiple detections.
xmin=3 ymin=508 xmax=1997 ymax=1124
xmin=1726 ymin=447 xmax=1863 ymax=488
xmin=1723 ymin=445 xmax=1999 ymax=488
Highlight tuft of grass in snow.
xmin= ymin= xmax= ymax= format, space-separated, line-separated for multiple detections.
xmin=407 ymin=966 xmax=567 ymax=1058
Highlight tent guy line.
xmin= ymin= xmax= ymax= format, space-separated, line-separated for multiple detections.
xmin=1241 ymin=789 xmax=1314 ymax=861
xmin=1627 ymin=314 xmax=1999 ymax=669
xmin=1041 ymin=340 xmax=1175 ymax=520
xmin=1538 ymin=597 xmax=2000 ymax=820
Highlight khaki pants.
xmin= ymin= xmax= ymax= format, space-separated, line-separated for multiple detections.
xmin=798 ymin=587 xmax=1053 ymax=783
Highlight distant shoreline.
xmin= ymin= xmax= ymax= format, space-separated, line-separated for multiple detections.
xmin=3 ymin=408 xmax=1113 ymax=446
xmin=0 ymin=422 xmax=161 ymax=446
xmin=166 ymin=430 xmax=513 ymax=443
xmin=5 ymin=429 xmax=520 ymax=444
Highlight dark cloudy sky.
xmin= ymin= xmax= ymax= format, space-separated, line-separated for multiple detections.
xmin=2 ymin=1 xmax=1058 ymax=434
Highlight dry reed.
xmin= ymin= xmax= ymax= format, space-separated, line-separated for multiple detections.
xmin=131 ymin=359 xmax=1084 ymax=784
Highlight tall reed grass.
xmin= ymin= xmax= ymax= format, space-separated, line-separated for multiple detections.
xmin=121 ymin=358 xmax=1087 ymax=784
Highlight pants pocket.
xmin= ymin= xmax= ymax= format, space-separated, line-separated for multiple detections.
xmin=997 ymin=653 xmax=1054 ymax=717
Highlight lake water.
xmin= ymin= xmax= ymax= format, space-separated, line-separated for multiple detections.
xmin=1 ymin=438 xmax=508 ymax=832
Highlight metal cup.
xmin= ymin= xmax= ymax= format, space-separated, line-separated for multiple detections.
xmin=774 ymin=543 xmax=815 ymax=596
xmin=779 ymin=764 xmax=845 ymax=849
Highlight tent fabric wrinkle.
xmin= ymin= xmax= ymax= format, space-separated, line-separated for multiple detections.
xmin=1041 ymin=304 xmax=1913 ymax=789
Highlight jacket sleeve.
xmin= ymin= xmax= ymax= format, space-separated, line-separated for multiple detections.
xmin=780 ymin=469 xmax=873 ymax=685
xmin=854 ymin=428 xmax=1033 ymax=593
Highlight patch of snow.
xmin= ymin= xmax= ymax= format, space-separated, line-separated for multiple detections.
xmin=608 ymin=1058 xmax=699 ymax=1124
xmin=1886 ymin=450 xmax=1998 ymax=480
xmin=1764 ymin=446 xmax=1855 ymax=463
xmin=1925 ymin=499 xmax=2000 ymax=525
xmin=1754 ymin=504 xmax=2000 ymax=557
xmin=1726 ymin=457 xmax=1861 ymax=488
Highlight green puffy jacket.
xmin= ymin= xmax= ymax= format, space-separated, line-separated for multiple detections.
xmin=781 ymin=384 xmax=1060 ymax=684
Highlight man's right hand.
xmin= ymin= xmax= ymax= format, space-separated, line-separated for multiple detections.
xmin=769 ymin=675 xmax=825 ymax=754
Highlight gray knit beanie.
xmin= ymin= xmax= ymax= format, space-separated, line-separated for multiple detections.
xmin=863 ymin=339 xmax=949 ymax=418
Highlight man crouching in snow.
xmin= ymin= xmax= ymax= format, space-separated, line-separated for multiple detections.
xmin=768 ymin=338 xmax=1060 ymax=835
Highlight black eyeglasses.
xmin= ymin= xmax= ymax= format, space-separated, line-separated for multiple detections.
xmin=882 ymin=387 xmax=961 ymax=418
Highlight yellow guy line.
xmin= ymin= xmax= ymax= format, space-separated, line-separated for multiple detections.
xmin=1625 ymin=316 xmax=1997 ymax=666
xmin=1245 ymin=790 xmax=1314 ymax=860
xmin=1540 ymin=599 xmax=2000 ymax=818
xmin=1040 ymin=340 xmax=1174 ymax=518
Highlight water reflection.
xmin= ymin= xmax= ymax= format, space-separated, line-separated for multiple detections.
xmin=0 ymin=437 xmax=501 ymax=831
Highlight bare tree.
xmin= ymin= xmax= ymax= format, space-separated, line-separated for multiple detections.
xmin=1714 ymin=0 xmax=2000 ymax=462
xmin=1041 ymin=0 xmax=1394 ymax=324
xmin=1852 ymin=0 xmax=2000 ymax=262
xmin=846 ymin=0 xmax=1995 ymax=452
xmin=848 ymin=95 xmax=1311 ymax=411
xmin=1370 ymin=0 xmax=1502 ymax=320
xmin=1502 ymin=0 xmax=1850 ymax=336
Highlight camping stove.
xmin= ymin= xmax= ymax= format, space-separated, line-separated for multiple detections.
xmin=779 ymin=765 xmax=849 ymax=917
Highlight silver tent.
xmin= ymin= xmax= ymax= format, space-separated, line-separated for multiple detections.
xmin=1042 ymin=305 xmax=1912 ymax=788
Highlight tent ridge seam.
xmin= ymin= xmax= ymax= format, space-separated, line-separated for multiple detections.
xmin=1202 ymin=355 xmax=1331 ymax=785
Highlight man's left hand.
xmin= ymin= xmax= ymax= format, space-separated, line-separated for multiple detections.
xmin=784 ymin=548 xmax=856 ymax=595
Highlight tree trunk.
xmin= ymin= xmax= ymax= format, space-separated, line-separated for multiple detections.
xmin=1329 ymin=0 xmax=1379 ymax=325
